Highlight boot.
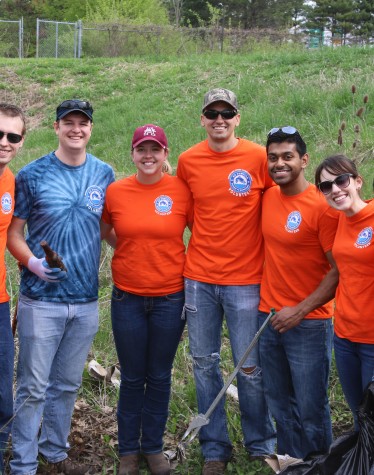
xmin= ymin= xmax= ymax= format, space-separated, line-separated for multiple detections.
xmin=119 ymin=454 xmax=140 ymax=475
xmin=143 ymin=452 xmax=170 ymax=475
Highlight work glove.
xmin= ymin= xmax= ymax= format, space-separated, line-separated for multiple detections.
xmin=27 ymin=256 xmax=67 ymax=283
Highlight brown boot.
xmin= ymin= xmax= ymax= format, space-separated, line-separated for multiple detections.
xmin=202 ymin=461 xmax=227 ymax=475
xmin=119 ymin=454 xmax=140 ymax=475
xmin=53 ymin=457 xmax=90 ymax=475
xmin=143 ymin=452 xmax=171 ymax=475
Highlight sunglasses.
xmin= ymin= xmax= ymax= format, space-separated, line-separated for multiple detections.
xmin=203 ymin=109 xmax=238 ymax=120
xmin=0 ymin=130 xmax=23 ymax=144
xmin=268 ymin=126 xmax=298 ymax=136
xmin=57 ymin=100 xmax=92 ymax=111
xmin=318 ymin=173 xmax=353 ymax=195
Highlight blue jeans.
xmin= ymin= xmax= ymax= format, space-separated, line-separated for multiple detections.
xmin=258 ymin=311 xmax=333 ymax=459
xmin=185 ymin=279 xmax=275 ymax=462
xmin=0 ymin=302 xmax=14 ymax=474
xmin=111 ymin=286 xmax=185 ymax=456
xmin=334 ymin=334 xmax=374 ymax=431
xmin=10 ymin=294 xmax=99 ymax=475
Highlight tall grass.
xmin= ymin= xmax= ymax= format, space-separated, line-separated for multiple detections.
xmin=2 ymin=44 xmax=373 ymax=473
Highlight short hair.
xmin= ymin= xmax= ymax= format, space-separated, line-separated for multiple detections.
xmin=266 ymin=130 xmax=307 ymax=157
xmin=315 ymin=154 xmax=359 ymax=187
xmin=0 ymin=103 xmax=26 ymax=136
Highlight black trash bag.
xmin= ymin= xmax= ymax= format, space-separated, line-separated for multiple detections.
xmin=279 ymin=381 xmax=374 ymax=475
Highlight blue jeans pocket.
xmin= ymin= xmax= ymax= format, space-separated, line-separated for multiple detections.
xmin=112 ymin=286 xmax=129 ymax=302
xmin=164 ymin=290 xmax=184 ymax=302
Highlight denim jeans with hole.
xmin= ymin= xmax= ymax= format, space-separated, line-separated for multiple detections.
xmin=0 ymin=302 xmax=14 ymax=474
xmin=10 ymin=294 xmax=99 ymax=475
xmin=184 ymin=279 xmax=276 ymax=462
xmin=111 ymin=286 xmax=185 ymax=456
xmin=334 ymin=334 xmax=374 ymax=431
xmin=258 ymin=311 xmax=333 ymax=459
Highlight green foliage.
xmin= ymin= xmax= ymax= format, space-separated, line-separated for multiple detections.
xmin=85 ymin=0 xmax=169 ymax=25
xmin=0 ymin=0 xmax=373 ymax=41
xmin=0 ymin=0 xmax=34 ymax=20
xmin=32 ymin=0 xmax=84 ymax=21
xmin=306 ymin=0 xmax=374 ymax=43
xmin=352 ymin=0 xmax=374 ymax=40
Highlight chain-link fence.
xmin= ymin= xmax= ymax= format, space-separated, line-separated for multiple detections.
xmin=0 ymin=18 xmax=23 ymax=58
xmin=80 ymin=24 xmax=298 ymax=57
xmin=3 ymin=18 xmax=370 ymax=59
xmin=36 ymin=19 xmax=82 ymax=58
xmin=0 ymin=18 xmax=302 ymax=59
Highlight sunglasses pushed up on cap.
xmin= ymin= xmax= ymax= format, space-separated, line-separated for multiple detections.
xmin=318 ymin=173 xmax=353 ymax=195
xmin=58 ymin=100 xmax=92 ymax=111
xmin=268 ymin=126 xmax=298 ymax=137
xmin=0 ymin=130 xmax=23 ymax=144
xmin=56 ymin=100 xmax=93 ymax=121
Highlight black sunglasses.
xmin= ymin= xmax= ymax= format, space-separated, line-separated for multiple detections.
xmin=0 ymin=130 xmax=23 ymax=144
xmin=57 ymin=100 xmax=92 ymax=111
xmin=318 ymin=173 xmax=353 ymax=195
xmin=268 ymin=126 xmax=298 ymax=136
xmin=203 ymin=109 xmax=238 ymax=120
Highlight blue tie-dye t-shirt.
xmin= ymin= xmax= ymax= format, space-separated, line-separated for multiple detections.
xmin=14 ymin=152 xmax=115 ymax=303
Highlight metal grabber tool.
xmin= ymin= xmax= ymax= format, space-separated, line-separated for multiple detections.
xmin=168 ymin=308 xmax=276 ymax=462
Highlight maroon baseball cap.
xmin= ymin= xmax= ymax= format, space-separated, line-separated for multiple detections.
xmin=132 ymin=124 xmax=168 ymax=149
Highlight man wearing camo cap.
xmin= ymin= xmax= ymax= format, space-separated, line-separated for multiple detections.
xmin=177 ymin=88 xmax=275 ymax=474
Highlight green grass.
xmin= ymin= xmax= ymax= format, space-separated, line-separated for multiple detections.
xmin=3 ymin=47 xmax=374 ymax=179
xmin=3 ymin=44 xmax=373 ymax=473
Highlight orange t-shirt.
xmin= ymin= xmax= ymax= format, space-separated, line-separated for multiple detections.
xmin=0 ymin=167 xmax=15 ymax=303
xmin=333 ymin=199 xmax=374 ymax=343
xmin=259 ymin=184 xmax=339 ymax=318
xmin=177 ymin=138 xmax=274 ymax=285
xmin=102 ymin=174 xmax=193 ymax=296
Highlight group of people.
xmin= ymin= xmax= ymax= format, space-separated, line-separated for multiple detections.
xmin=0 ymin=88 xmax=372 ymax=475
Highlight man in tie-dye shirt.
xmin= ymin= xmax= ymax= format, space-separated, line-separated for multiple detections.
xmin=8 ymin=99 xmax=115 ymax=475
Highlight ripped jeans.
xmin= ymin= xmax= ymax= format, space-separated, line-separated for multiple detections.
xmin=184 ymin=278 xmax=275 ymax=462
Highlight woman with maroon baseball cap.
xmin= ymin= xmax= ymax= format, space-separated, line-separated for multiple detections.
xmin=101 ymin=124 xmax=193 ymax=475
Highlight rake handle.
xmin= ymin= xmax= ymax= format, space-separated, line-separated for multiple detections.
xmin=204 ymin=308 xmax=275 ymax=420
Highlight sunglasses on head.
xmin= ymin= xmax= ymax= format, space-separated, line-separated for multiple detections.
xmin=0 ymin=130 xmax=23 ymax=144
xmin=203 ymin=109 xmax=238 ymax=120
xmin=57 ymin=100 xmax=92 ymax=111
xmin=268 ymin=126 xmax=298 ymax=136
xmin=318 ymin=173 xmax=353 ymax=195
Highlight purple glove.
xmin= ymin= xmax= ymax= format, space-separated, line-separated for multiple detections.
xmin=27 ymin=256 xmax=67 ymax=283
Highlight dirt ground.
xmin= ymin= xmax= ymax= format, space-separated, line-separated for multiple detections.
xmin=2 ymin=400 xmax=115 ymax=474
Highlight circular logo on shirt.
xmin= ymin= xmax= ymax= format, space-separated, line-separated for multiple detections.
xmin=286 ymin=211 xmax=302 ymax=232
xmin=85 ymin=185 xmax=104 ymax=211
xmin=1 ymin=192 xmax=12 ymax=214
xmin=154 ymin=195 xmax=173 ymax=215
xmin=228 ymin=169 xmax=252 ymax=195
xmin=355 ymin=226 xmax=373 ymax=248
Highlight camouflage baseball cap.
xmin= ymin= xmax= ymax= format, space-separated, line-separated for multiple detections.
xmin=202 ymin=88 xmax=238 ymax=111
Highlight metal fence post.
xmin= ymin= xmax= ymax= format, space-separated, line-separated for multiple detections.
xmin=77 ymin=20 xmax=82 ymax=58
xmin=36 ymin=18 xmax=39 ymax=58
xmin=73 ymin=22 xmax=77 ymax=58
xmin=55 ymin=22 xmax=58 ymax=58
xmin=19 ymin=17 xmax=23 ymax=58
